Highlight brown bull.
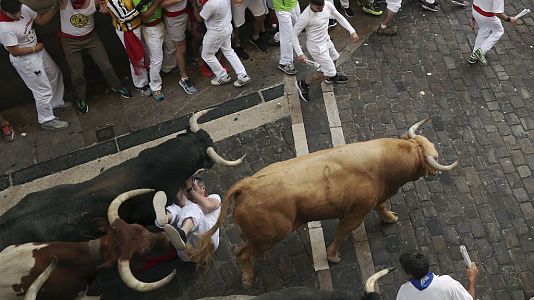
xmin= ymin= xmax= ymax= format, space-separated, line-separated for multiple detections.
xmin=189 ymin=118 xmax=459 ymax=287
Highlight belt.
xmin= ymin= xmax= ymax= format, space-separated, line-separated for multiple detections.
xmin=144 ymin=18 xmax=162 ymax=26
xmin=58 ymin=29 xmax=95 ymax=40
xmin=164 ymin=7 xmax=188 ymax=17
xmin=472 ymin=4 xmax=495 ymax=17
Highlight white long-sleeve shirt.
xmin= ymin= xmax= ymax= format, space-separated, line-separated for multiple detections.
xmin=291 ymin=1 xmax=355 ymax=57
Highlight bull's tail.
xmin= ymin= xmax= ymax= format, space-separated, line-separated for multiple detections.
xmin=186 ymin=180 xmax=245 ymax=268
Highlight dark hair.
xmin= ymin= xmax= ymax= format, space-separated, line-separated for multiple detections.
xmin=399 ymin=251 xmax=429 ymax=279
xmin=1 ymin=0 xmax=22 ymax=14
xmin=192 ymin=176 xmax=204 ymax=186
xmin=309 ymin=0 xmax=324 ymax=6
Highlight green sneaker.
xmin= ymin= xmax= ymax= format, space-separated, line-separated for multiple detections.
xmin=468 ymin=52 xmax=478 ymax=64
xmin=362 ymin=3 xmax=383 ymax=15
xmin=75 ymin=98 xmax=89 ymax=114
xmin=474 ymin=48 xmax=487 ymax=65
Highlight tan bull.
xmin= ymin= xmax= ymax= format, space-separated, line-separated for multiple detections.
xmin=188 ymin=118 xmax=459 ymax=288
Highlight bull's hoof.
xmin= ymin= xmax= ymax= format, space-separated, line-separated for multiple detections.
xmin=327 ymin=252 xmax=341 ymax=263
xmin=380 ymin=211 xmax=398 ymax=224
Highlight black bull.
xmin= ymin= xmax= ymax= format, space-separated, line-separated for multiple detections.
xmin=0 ymin=129 xmax=218 ymax=248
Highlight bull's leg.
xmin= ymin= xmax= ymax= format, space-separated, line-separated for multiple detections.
xmin=235 ymin=242 xmax=256 ymax=289
xmin=326 ymin=215 xmax=365 ymax=263
xmin=375 ymin=203 xmax=398 ymax=224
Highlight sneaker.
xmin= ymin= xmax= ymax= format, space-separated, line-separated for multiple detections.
xmin=152 ymin=90 xmax=166 ymax=101
xmin=137 ymin=85 xmax=152 ymax=97
xmin=111 ymin=87 xmax=133 ymax=99
xmin=295 ymin=80 xmax=310 ymax=102
xmin=234 ymin=74 xmax=251 ymax=87
xmin=468 ymin=52 xmax=478 ymax=64
xmin=198 ymin=63 xmax=214 ymax=78
xmin=362 ymin=3 xmax=383 ymax=15
xmin=179 ymin=78 xmax=199 ymax=95
xmin=450 ymin=0 xmax=468 ymax=6
xmin=343 ymin=7 xmax=355 ymax=17
xmin=234 ymin=47 xmax=250 ymax=60
xmin=474 ymin=48 xmax=487 ymax=65
xmin=328 ymin=19 xmax=337 ymax=28
xmin=2 ymin=122 xmax=15 ymax=142
xmin=278 ymin=63 xmax=297 ymax=75
xmin=153 ymin=191 xmax=169 ymax=227
xmin=269 ymin=32 xmax=280 ymax=45
xmin=163 ymin=224 xmax=187 ymax=250
xmin=325 ymin=74 xmax=349 ymax=84
xmin=211 ymin=74 xmax=232 ymax=86
xmin=75 ymin=98 xmax=89 ymax=114
xmin=249 ymin=36 xmax=268 ymax=52
xmin=53 ymin=102 xmax=72 ymax=111
xmin=40 ymin=118 xmax=70 ymax=131
xmin=377 ymin=25 xmax=398 ymax=36
xmin=421 ymin=0 xmax=438 ymax=11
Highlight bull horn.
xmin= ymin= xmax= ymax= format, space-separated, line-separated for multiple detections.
xmin=107 ymin=189 xmax=155 ymax=225
xmin=24 ymin=256 xmax=58 ymax=300
xmin=364 ymin=266 xmax=396 ymax=294
xmin=189 ymin=109 xmax=211 ymax=133
xmin=118 ymin=259 xmax=176 ymax=292
xmin=408 ymin=117 xmax=431 ymax=138
xmin=207 ymin=147 xmax=245 ymax=167
xmin=425 ymin=155 xmax=459 ymax=172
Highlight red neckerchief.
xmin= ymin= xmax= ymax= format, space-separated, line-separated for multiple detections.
xmin=71 ymin=0 xmax=87 ymax=9
xmin=0 ymin=10 xmax=17 ymax=22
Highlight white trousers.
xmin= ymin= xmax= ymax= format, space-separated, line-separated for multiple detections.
xmin=472 ymin=10 xmax=504 ymax=54
xmin=309 ymin=39 xmax=339 ymax=77
xmin=201 ymin=27 xmax=247 ymax=79
xmin=161 ymin=32 xmax=177 ymax=73
xmin=10 ymin=50 xmax=64 ymax=124
xmin=276 ymin=6 xmax=300 ymax=65
xmin=141 ymin=22 xmax=165 ymax=92
xmin=386 ymin=0 xmax=401 ymax=12
xmin=115 ymin=27 xmax=149 ymax=89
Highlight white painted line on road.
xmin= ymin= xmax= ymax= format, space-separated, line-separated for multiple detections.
xmin=285 ymin=75 xmax=333 ymax=291
xmin=320 ymin=81 xmax=378 ymax=292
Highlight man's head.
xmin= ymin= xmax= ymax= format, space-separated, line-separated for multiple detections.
xmin=399 ymin=250 xmax=429 ymax=280
xmin=192 ymin=176 xmax=207 ymax=197
xmin=309 ymin=0 xmax=324 ymax=13
xmin=1 ymin=0 xmax=22 ymax=19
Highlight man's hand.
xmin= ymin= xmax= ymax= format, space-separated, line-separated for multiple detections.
xmin=510 ymin=17 xmax=519 ymax=25
xmin=35 ymin=42 xmax=45 ymax=52
xmin=298 ymin=54 xmax=308 ymax=63
xmin=351 ymin=32 xmax=359 ymax=43
xmin=465 ymin=262 xmax=478 ymax=282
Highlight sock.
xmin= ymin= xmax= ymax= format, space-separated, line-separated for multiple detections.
xmin=381 ymin=23 xmax=387 ymax=29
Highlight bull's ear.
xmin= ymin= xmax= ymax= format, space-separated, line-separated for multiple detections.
xmin=401 ymin=133 xmax=410 ymax=140
xmin=93 ymin=218 xmax=111 ymax=233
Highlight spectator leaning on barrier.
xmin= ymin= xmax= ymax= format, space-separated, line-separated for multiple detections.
xmin=468 ymin=0 xmax=518 ymax=65
xmin=59 ymin=0 xmax=133 ymax=114
xmin=132 ymin=0 xmax=167 ymax=101
xmin=396 ymin=250 xmax=478 ymax=300
xmin=292 ymin=0 xmax=359 ymax=102
xmin=0 ymin=0 xmax=70 ymax=130
xmin=103 ymin=0 xmax=152 ymax=97
xmin=194 ymin=0 xmax=252 ymax=88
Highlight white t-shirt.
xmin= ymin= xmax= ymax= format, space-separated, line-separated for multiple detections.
xmin=200 ymin=0 xmax=232 ymax=31
xmin=292 ymin=1 xmax=355 ymax=56
xmin=473 ymin=0 xmax=504 ymax=13
xmin=166 ymin=0 xmax=188 ymax=12
xmin=396 ymin=275 xmax=473 ymax=300
xmin=0 ymin=5 xmax=38 ymax=50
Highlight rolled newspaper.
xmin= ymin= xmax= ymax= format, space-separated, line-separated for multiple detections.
xmin=515 ymin=8 xmax=531 ymax=19
xmin=460 ymin=245 xmax=472 ymax=268
xmin=304 ymin=59 xmax=321 ymax=72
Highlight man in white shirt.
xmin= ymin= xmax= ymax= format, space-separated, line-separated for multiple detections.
xmin=153 ymin=176 xmax=222 ymax=260
xmin=292 ymin=0 xmax=358 ymax=102
xmin=396 ymin=250 xmax=478 ymax=300
xmin=469 ymin=0 xmax=518 ymax=65
xmin=194 ymin=0 xmax=251 ymax=88
xmin=0 ymin=0 xmax=70 ymax=130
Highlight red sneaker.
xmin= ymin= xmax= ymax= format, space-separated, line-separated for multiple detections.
xmin=2 ymin=122 xmax=15 ymax=142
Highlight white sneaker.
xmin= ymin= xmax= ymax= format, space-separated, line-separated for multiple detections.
xmin=40 ymin=119 xmax=70 ymax=130
xmin=210 ymin=74 xmax=232 ymax=86
xmin=234 ymin=74 xmax=251 ymax=87
xmin=153 ymin=191 xmax=168 ymax=227
xmin=163 ymin=224 xmax=187 ymax=250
